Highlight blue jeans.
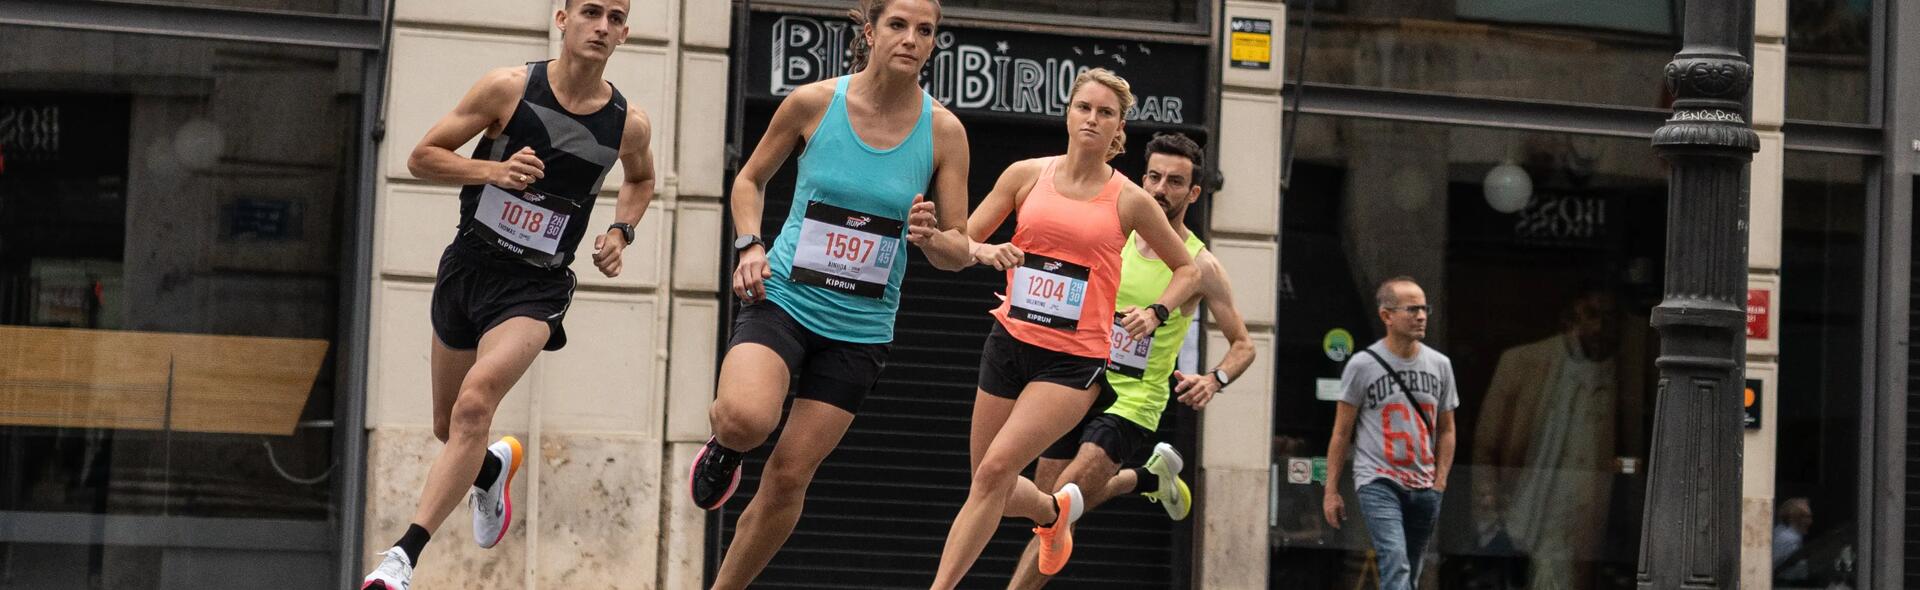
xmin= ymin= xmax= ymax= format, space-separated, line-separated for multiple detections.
xmin=1356 ymin=480 xmax=1444 ymax=590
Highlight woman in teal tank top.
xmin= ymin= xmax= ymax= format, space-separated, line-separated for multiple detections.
xmin=690 ymin=2 xmax=975 ymax=589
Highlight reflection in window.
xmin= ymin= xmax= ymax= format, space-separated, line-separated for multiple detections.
xmin=1773 ymin=151 xmax=1867 ymax=588
xmin=1284 ymin=0 xmax=1680 ymax=108
xmin=84 ymin=0 xmax=368 ymax=16
xmin=1786 ymin=0 xmax=1874 ymax=123
xmin=0 ymin=24 xmax=359 ymax=586
xmin=940 ymin=0 xmax=1201 ymax=24
xmin=1273 ymin=114 xmax=1665 ymax=589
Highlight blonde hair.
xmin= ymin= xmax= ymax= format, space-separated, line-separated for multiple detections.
xmin=1069 ymin=68 xmax=1135 ymax=161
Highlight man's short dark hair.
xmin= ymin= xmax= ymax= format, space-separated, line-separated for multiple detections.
xmin=1144 ymin=132 xmax=1205 ymax=185
xmin=1376 ymin=276 xmax=1419 ymax=309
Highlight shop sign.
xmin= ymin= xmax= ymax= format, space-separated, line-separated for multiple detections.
xmin=750 ymin=11 xmax=1207 ymax=126
xmin=1745 ymin=288 xmax=1769 ymax=340
xmin=0 ymin=103 xmax=60 ymax=162
xmin=1229 ymin=17 xmax=1272 ymax=70
xmin=1513 ymin=193 xmax=1607 ymax=243
xmin=1743 ymin=378 xmax=1762 ymax=430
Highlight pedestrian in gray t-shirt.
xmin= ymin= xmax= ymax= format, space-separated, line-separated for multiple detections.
xmin=1323 ymin=276 xmax=1459 ymax=590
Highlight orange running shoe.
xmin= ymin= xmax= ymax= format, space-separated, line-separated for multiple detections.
xmin=1033 ymin=483 xmax=1085 ymax=575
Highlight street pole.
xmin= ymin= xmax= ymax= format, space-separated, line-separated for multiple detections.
xmin=1640 ymin=0 xmax=1758 ymax=588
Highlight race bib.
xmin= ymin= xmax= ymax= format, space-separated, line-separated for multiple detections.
xmin=789 ymin=200 xmax=903 ymax=298
xmin=1106 ymin=312 xmax=1153 ymax=378
xmin=1008 ymin=253 xmax=1089 ymax=330
xmin=473 ymin=185 xmax=577 ymax=263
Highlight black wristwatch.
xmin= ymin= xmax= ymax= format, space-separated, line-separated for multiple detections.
xmin=1211 ymin=368 xmax=1233 ymax=389
xmin=733 ymin=234 xmax=765 ymax=253
xmin=607 ymin=222 xmax=634 ymax=244
xmin=1146 ymin=303 xmax=1171 ymax=323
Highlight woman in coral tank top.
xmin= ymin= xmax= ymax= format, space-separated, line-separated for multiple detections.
xmin=925 ymin=68 xmax=1200 ymax=587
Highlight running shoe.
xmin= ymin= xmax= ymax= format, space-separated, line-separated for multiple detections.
xmin=690 ymin=437 xmax=744 ymax=510
xmin=1033 ymin=482 xmax=1084 ymax=575
xmin=471 ymin=435 xmax=523 ymax=548
xmin=360 ymin=546 xmax=413 ymax=590
xmin=1141 ymin=442 xmax=1192 ymax=521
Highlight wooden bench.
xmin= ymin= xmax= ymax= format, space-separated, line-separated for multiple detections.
xmin=0 ymin=326 xmax=329 ymax=435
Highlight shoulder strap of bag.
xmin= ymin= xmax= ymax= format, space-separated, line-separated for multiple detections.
xmin=1360 ymin=347 xmax=1439 ymax=457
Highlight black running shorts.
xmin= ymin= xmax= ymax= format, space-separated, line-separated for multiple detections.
xmin=727 ymin=300 xmax=891 ymax=414
xmin=977 ymin=321 xmax=1107 ymax=400
xmin=1041 ymin=408 xmax=1154 ymax=464
xmin=431 ymin=246 xmax=575 ymax=351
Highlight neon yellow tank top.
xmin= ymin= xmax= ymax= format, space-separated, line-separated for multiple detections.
xmin=1105 ymin=231 xmax=1206 ymax=431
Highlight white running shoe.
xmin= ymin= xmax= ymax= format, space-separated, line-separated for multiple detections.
xmin=360 ymin=546 xmax=413 ymax=590
xmin=471 ymin=436 xmax=523 ymax=549
xmin=1141 ymin=442 xmax=1192 ymax=521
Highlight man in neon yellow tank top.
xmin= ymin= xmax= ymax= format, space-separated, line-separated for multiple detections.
xmin=1006 ymin=132 xmax=1258 ymax=587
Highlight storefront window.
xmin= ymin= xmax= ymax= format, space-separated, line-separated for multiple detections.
xmin=1273 ymin=114 xmax=1665 ymax=589
xmin=1772 ymin=151 xmax=1868 ymax=588
xmin=84 ymin=0 xmax=369 ymax=16
xmin=1786 ymin=0 xmax=1874 ymax=123
xmin=1285 ymin=0 xmax=1680 ymax=109
xmin=940 ymin=0 xmax=1201 ymax=23
xmin=0 ymin=24 xmax=360 ymax=587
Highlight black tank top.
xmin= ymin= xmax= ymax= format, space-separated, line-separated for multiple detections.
xmin=454 ymin=60 xmax=627 ymax=272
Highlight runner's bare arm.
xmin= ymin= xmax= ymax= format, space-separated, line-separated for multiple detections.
xmin=1198 ymin=252 xmax=1255 ymax=379
xmin=910 ymin=107 xmax=974 ymax=271
xmin=963 ymin=158 xmax=1042 ymax=270
xmin=1117 ymin=186 xmax=1198 ymax=338
xmin=590 ymin=107 xmax=657 ymax=277
xmin=1171 ymin=251 xmax=1256 ymax=409
xmin=408 ymin=67 xmax=539 ymax=189
xmin=729 ymin=81 xmax=832 ymax=300
xmin=611 ymin=108 xmax=656 ymax=228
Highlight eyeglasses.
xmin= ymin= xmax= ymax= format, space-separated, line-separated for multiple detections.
xmin=1386 ymin=305 xmax=1434 ymax=317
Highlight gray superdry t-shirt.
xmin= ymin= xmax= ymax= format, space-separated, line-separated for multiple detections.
xmin=1340 ymin=340 xmax=1459 ymax=491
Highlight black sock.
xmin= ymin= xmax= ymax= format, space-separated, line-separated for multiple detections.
xmin=1035 ymin=500 xmax=1058 ymax=528
xmin=395 ymin=524 xmax=430 ymax=565
xmin=473 ymin=450 xmax=503 ymax=488
xmin=1132 ymin=467 xmax=1159 ymax=495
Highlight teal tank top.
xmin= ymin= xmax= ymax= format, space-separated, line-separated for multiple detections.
xmin=763 ymin=76 xmax=936 ymax=343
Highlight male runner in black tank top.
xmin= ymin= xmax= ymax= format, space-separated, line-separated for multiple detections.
xmin=362 ymin=1 xmax=655 ymax=587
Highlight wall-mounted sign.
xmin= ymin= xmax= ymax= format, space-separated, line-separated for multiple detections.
xmin=1746 ymin=276 xmax=1779 ymax=355
xmin=749 ymin=11 xmax=1208 ymax=126
xmin=1322 ymin=328 xmax=1354 ymax=362
xmin=1229 ymin=17 xmax=1273 ymax=70
xmin=222 ymin=198 xmax=302 ymax=241
xmin=1743 ymin=377 xmax=1762 ymax=430
xmin=1745 ymin=288 xmax=1770 ymax=340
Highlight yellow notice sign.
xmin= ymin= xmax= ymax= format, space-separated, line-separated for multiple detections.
xmin=1230 ymin=17 xmax=1272 ymax=70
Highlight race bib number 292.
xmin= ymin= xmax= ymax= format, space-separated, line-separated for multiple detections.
xmin=1106 ymin=313 xmax=1153 ymax=378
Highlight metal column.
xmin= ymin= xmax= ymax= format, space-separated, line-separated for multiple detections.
xmin=1637 ymin=0 xmax=1758 ymax=588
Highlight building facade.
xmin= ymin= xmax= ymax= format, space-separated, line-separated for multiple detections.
xmin=0 ymin=0 xmax=1916 ymax=588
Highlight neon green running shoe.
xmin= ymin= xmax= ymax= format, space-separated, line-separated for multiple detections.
xmin=1140 ymin=442 xmax=1191 ymax=521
